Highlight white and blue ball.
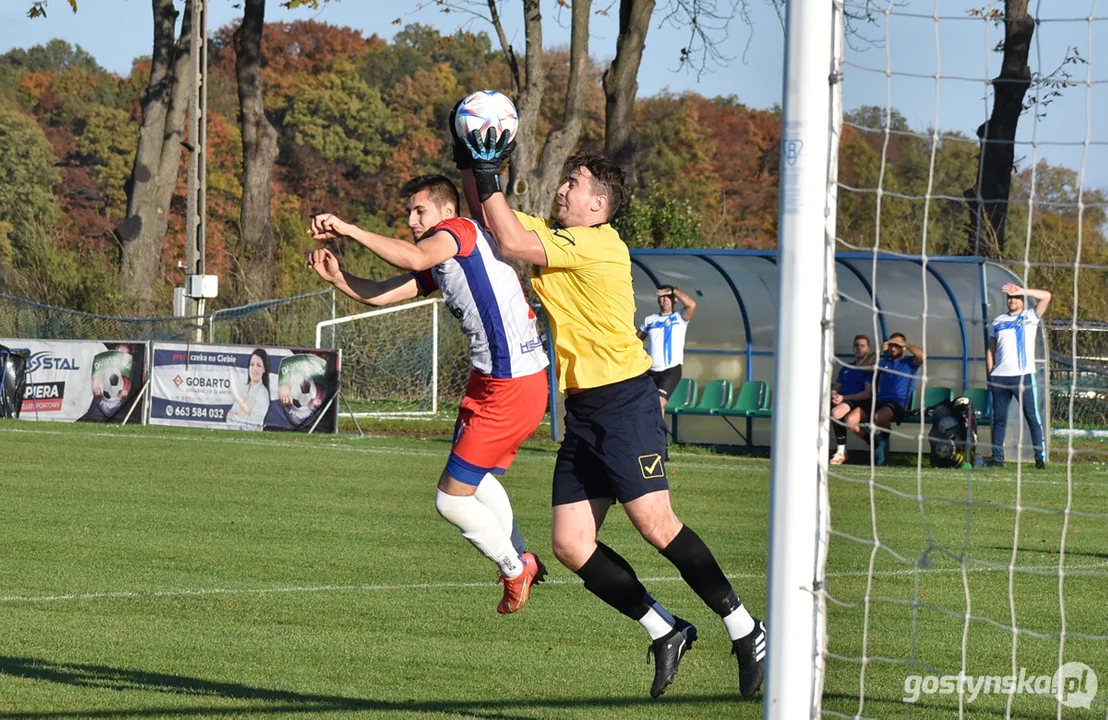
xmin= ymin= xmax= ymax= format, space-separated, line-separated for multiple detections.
xmin=455 ymin=90 xmax=518 ymax=148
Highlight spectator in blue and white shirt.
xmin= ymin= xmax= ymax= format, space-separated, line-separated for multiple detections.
xmin=638 ymin=286 xmax=697 ymax=413
xmin=986 ymin=283 xmax=1051 ymax=469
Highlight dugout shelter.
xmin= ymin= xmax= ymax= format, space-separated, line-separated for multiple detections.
xmin=629 ymin=250 xmax=1049 ymax=459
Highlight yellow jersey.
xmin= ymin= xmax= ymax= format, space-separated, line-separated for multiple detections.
xmin=515 ymin=211 xmax=652 ymax=391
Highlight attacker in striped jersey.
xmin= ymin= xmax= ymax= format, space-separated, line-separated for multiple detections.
xmin=306 ymin=175 xmax=550 ymax=615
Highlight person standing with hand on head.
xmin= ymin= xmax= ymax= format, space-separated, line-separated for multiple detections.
xmin=986 ymin=283 xmax=1051 ymax=469
xmin=638 ymin=286 xmax=697 ymax=414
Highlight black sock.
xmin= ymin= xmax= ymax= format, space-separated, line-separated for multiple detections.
xmin=660 ymin=525 xmax=741 ymax=617
xmin=832 ymin=418 xmax=847 ymax=446
xmin=574 ymin=542 xmax=652 ymax=621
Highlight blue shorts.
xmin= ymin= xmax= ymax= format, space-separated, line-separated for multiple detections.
xmin=552 ymin=374 xmax=670 ymax=506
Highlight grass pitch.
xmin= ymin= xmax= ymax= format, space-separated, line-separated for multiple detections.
xmin=0 ymin=421 xmax=1105 ymax=719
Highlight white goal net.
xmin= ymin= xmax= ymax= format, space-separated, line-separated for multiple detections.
xmin=316 ymin=299 xmax=471 ymax=418
xmin=771 ymin=1 xmax=1108 ymax=717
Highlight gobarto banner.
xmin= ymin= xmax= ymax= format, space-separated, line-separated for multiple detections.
xmin=149 ymin=342 xmax=339 ymax=433
xmin=0 ymin=339 xmax=147 ymax=423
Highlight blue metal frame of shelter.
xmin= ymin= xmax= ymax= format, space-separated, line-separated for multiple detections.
xmin=630 ymin=249 xmax=1014 ymax=396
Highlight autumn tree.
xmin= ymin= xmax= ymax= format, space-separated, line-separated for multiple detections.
xmin=114 ymin=0 xmax=196 ymax=313
xmin=234 ymin=0 xmax=281 ymax=302
xmin=964 ymin=1 xmax=1035 ymax=256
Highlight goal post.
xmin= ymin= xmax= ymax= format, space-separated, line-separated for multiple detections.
xmin=315 ymin=298 xmax=462 ymax=418
xmin=782 ymin=1 xmax=1108 ymax=717
xmin=765 ymin=0 xmax=841 ymax=717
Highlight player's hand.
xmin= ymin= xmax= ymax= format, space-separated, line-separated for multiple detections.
xmin=656 ymin=288 xmax=676 ymax=298
xmin=466 ymin=126 xmax=515 ymax=172
xmin=308 ymin=213 xmax=353 ymax=241
xmin=1001 ymin=283 xmax=1024 ymax=296
xmin=449 ymin=99 xmax=474 ymax=171
xmin=831 ymin=391 xmax=843 ymax=405
xmin=307 ymin=248 xmax=343 ymax=285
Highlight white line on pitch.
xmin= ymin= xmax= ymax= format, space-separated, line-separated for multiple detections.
xmin=4 ymin=562 xmax=1106 ymax=605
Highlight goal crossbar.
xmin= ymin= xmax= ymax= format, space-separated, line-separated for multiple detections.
xmin=316 ymin=298 xmax=442 ymax=418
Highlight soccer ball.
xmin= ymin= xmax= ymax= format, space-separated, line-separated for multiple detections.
xmin=101 ymin=371 xmax=127 ymax=401
xmin=454 ymin=90 xmax=518 ymax=147
xmin=289 ymin=373 xmax=317 ymax=410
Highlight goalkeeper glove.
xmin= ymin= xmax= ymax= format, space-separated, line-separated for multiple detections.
xmin=466 ymin=127 xmax=516 ymax=202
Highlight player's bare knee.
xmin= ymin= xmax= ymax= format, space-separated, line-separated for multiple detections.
xmin=625 ymin=494 xmax=682 ymax=549
xmin=551 ymin=534 xmax=591 ymax=571
xmin=638 ymin=516 xmax=683 ymax=549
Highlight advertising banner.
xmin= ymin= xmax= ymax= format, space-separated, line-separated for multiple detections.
xmin=149 ymin=343 xmax=339 ymax=433
xmin=0 ymin=339 xmax=148 ymax=423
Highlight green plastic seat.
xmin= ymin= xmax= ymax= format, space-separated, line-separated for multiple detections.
xmin=748 ymin=386 xmax=773 ymax=418
xmin=674 ymin=379 xmax=732 ymax=415
xmin=717 ymin=380 xmax=766 ymax=416
xmin=665 ymin=378 xmax=698 ymax=413
xmin=904 ymin=386 xmax=954 ymax=421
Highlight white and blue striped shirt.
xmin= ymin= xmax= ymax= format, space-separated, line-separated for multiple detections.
xmin=640 ymin=312 xmax=689 ymax=372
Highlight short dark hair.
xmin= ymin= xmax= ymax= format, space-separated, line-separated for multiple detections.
xmin=889 ymin=332 xmax=907 ymax=342
xmin=659 ymin=285 xmax=676 ymax=295
xmin=853 ymin=334 xmax=870 ymax=345
xmin=400 ymin=175 xmax=459 ymax=212
xmin=562 ymin=150 xmax=628 ymax=222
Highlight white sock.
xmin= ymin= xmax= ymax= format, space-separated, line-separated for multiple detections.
xmin=835 ymin=444 xmax=846 ymax=455
xmin=435 ymin=490 xmax=524 ymax=578
xmin=722 ymin=604 xmax=756 ymax=640
xmin=639 ymin=607 xmax=675 ymax=640
xmin=473 ymin=473 xmax=526 ymax=555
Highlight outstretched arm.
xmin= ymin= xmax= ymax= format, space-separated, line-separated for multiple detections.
xmin=1002 ymin=283 xmax=1052 ymax=316
xmin=307 ymin=248 xmax=421 ymax=307
xmin=309 ymin=214 xmax=456 ymax=272
xmin=481 ymin=193 xmax=549 ymax=266
xmin=459 ymin=169 xmax=487 ymax=228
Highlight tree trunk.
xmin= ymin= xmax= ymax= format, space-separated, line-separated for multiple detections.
xmin=603 ymin=0 xmax=655 ymax=186
xmin=235 ymin=0 xmax=280 ymax=302
xmin=116 ymin=0 xmax=193 ymax=314
xmin=965 ymin=0 xmax=1033 ymax=256
xmin=506 ymin=0 xmax=591 ymax=215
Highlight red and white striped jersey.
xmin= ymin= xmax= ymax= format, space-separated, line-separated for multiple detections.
xmin=415 ymin=217 xmax=548 ymax=379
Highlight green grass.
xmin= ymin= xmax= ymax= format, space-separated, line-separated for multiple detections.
xmin=0 ymin=421 xmax=1106 ymax=719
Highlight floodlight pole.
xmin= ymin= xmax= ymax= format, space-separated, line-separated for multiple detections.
xmin=184 ymin=0 xmax=208 ymax=338
xmin=765 ymin=0 xmax=841 ymax=718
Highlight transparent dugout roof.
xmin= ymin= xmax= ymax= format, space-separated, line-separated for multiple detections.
xmin=630 ymin=250 xmax=1038 ymax=390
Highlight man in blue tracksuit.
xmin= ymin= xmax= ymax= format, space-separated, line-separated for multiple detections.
xmin=844 ymin=332 xmax=923 ymax=466
xmin=986 ymin=283 xmax=1052 ymax=469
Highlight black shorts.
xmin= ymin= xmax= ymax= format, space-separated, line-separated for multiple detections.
xmin=552 ymin=374 xmax=670 ymax=506
xmin=832 ymin=399 xmax=861 ymax=412
xmin=874 ymin=400 xmax=907 ymax=425
xmin=647 ymin=365 xmax=683 ymax=399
